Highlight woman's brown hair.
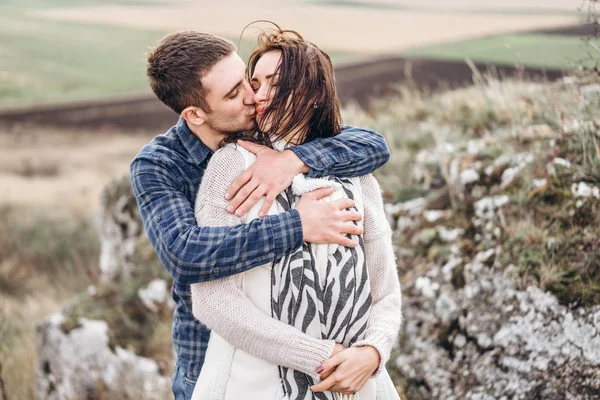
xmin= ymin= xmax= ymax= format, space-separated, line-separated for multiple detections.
xmin=223 ymin=22 xmax=342 ymax=147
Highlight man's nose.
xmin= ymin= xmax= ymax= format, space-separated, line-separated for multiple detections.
xmin=242 ymin=81 xmax=255 ymax=106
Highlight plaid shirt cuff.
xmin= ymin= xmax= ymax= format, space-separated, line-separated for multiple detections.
xmin=269 ymin=209 xmax=303 ymax=253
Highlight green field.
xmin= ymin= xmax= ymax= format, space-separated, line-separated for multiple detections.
xmin=0 ymin=0 xmax=362 ymax=108
xmin=0 ymin=0 xmax=170 ymax=108
xmin=0 ymin=0 xmax=594 ymax=108
xmin=401 ymin=33 xmax=600 ymax=69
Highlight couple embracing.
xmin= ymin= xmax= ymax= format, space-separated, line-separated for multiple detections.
xmin=131 ymin=23 xmax=402 ymax=400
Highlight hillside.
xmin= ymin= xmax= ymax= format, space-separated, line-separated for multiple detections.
xmin=3 ymin=74 xmax=600 ymax=399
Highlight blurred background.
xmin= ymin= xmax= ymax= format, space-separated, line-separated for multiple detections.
xmin=1 ymin=1 xmax=599 ymax=399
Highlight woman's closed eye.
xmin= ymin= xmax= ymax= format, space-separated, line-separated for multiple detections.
xmin=252 ymin=82 xmax=278 ymax=94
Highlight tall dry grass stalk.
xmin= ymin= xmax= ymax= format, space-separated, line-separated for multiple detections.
xmin=580 ymin=0 xmax=600 ymax=74
xmin=0 ymin=354 xmax=8 ymax=400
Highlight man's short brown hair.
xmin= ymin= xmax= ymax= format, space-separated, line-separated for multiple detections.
xmin=146 ymin=31 xmax=236 ymax=114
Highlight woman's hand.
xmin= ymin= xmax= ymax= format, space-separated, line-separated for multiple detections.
xmin=310 ymin=345 xmax=380 ymax=394
xmin=316 ymin=343 xmax=346 ymax=379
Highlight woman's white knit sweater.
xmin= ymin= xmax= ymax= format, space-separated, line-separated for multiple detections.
xmin=190 ymin=144 xmax=402 ymax=381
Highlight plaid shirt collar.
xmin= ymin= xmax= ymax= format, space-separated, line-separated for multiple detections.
xmin=175 ymin=116 xmax=212 ymax=166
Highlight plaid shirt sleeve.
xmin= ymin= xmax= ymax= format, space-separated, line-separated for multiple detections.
xmin=130 ymin=155 xmax=303 ymax=286
xmin=287 ymin=125 xmax=390 ymax=178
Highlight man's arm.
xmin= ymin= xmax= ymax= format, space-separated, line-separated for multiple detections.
xmin=227 ymin=126 xmax=390 ymax=217
xmin=289 ymin=125 xmax=391 ymax=178
xmin=130 ymin=155 xmax=303 ymax=286
xmin=130 ymin=152 xmax=362 ymax=286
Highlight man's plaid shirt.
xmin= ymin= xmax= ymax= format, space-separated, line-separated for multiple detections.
xmin=129 ymin=117 xmax=390 ymax=382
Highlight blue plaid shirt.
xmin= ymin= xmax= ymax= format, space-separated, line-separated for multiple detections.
xmin=129 ymin=117 xmax=390 ymax=382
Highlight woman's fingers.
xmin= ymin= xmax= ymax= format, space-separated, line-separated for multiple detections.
xmin=312 ymin=352 xmax=348 ymax=392
xmin=318 ymin=351 xmax=345 ymax=376
xmin=315 ymin=347 xmax=379 ymax=394
xmin=319 ymin=367 xmax=335 ymax=381
xmin=310 ymin=373 xmax=338 ymax=393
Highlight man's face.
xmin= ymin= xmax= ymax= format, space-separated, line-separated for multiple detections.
xmin=201 ymin=52 xmax=256 ymax=135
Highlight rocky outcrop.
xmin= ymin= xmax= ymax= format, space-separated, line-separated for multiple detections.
xmin=35 ymin=77 xmax=600 ymax=399
xmin=36 ymin=314 xmax=171 ymax=400
xmin=98 ymin=175 xmax=143 ymax=283
xmin=387 ymin=118 xmax=600 ymax=398
xmin=396 ymin=247 xmax=600 ymax=399
xmin=36 ymin=176 xmax=173 ymax=400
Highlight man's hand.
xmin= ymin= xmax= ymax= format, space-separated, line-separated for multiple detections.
xmin=296 ymin=188 xmax=363 ymax=247
xmin=311 ymin=346 xmax=380 ymax=394
xmin=225 ymin=141 xmax=309 ymax=217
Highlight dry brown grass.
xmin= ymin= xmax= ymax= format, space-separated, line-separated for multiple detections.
xmin=0 ymin=127 xmax=155 ymax=213
xmin=0 ymin=203 xmax=102 ymax=399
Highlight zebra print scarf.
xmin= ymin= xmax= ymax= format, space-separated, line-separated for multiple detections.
xmin=270 ymin=175 xmax=372 ymax=400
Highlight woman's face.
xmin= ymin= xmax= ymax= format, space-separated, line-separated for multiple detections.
xmin=250 ymin=50 xmax=282 ymax=132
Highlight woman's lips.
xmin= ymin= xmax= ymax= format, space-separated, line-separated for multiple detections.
xmin=256 ymin=107 xmax=265 ymax=116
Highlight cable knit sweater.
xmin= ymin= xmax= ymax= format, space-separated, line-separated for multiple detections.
xmin=190 ymin=144 xmax=402 ymax=381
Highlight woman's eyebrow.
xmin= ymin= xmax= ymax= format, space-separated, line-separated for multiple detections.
xmin=250 ymin=73 xmax=279 ymax=82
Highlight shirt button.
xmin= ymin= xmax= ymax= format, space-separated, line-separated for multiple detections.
xmin=155 ymin=216 xmax=161 ymax=222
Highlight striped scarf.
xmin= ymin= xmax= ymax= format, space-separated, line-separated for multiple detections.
xmin=270 ymin=175 xmax=372 ymax=400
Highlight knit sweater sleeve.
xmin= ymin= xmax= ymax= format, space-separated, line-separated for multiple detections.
xmin=190 ymin=145 xmax=335 ymax=381
xmin=351 ymin=174 xmax=403 ymax=376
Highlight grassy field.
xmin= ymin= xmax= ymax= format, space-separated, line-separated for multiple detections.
xmin=0 ymin=0 xmax=583 ymax=108
xmin=0 ymin=0 xmax=168 ymax=108
xmin=0 ymin=0 xmax=362 ymax=108
xmin=401 ymin=33 xmax=600 ymax=69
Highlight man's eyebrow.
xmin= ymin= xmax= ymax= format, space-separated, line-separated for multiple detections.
xmin=250 ymin=73 xmax=279 ymax=83
xmin=223 ymin=79 xmax=243 ymax=98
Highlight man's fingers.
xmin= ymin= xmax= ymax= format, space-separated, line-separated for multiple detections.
xmin=331 ymin=234 xmax=359 ymax=248
xmin=228 ymin=179 xmax=259 ymax=213
xmin=339 ymin=222 xmax=364 ymax=236
xmin=333 ymin=198 xmax=357 ymax=211
xmin=304 ymin=187 xmax=335 ymax=201
xmin=258 ymin=193 xmax=277 ymax=218
xmin=234 ymin=185 xmax=267 ymax=217
xmin=339 ymin=210 xmax=362 ymax=223
xmin=226 ymin=169 xmax=253 ymax=201
xmin=237 ymin=140 xmax=268 ymax=155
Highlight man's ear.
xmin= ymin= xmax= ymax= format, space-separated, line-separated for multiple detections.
xmin=181 ymin=106 xmax=206 ymax=126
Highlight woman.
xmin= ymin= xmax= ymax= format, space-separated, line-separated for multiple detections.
xmin=190 ymin=25 xmax=402 ymax=400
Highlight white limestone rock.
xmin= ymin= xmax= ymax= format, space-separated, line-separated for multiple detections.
xmin=138 ymin=279 xmax=175 ymax=312
xmin=571 ymin=182 xmax=600 ymax=199
xmin=36 ymin=314 xmax=170 ymax=400
xmin=98 ymin=176 xmax=143 ymax=283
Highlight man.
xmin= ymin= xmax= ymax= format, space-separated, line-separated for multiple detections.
xmin=130 ymin=31 xmax=391 ymax=400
